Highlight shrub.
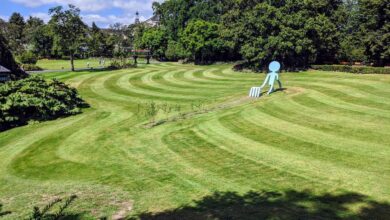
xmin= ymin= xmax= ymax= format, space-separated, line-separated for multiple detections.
xmin=107 ymin=60 xmax=121 ymax=70
xmin=311 ymin=65 xmax=390 ymax=74
xmin=21 ymin=64 xmax=43 ymax=71
xmin=0 ymin=76 xmax=89 ymax=131
xmin=107 ymin=59 xmax=137 ymax=70
xmin=18 ymin=51 xmax=38 ymax=64
xmin=165 ymin=40 xmax=188 ymax=61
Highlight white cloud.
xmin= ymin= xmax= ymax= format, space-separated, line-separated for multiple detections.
xmin=26 ymin=12 xmax=146 ymax=27
xmin=9 ymin=0 xmax=163 ymax=26
xmin=82 ymin=13 xmax=146 ymax=27
xmin=11 ymin=0 xmax=161 ymax=13
xmin=30 ymin=12 xmax=51 ymax=23
xmin=0 ymin=15 xmax=9 ymax=21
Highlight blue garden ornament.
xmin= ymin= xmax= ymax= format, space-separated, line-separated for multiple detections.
xmin=249 ymin=61 xmax=283 ymax=98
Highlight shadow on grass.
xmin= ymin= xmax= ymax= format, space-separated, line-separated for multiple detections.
xmin=30 ymin=67 xmax=117 ymax=75
xmin=134 ymin=190 xmax=390 ymax=220
xmin=0 ymin=204 xmax=12 ymax=217
xmin=30 ymin=195 xmax=84 ymax=220
xmin=73 ymin=68 xmax=114 ymax=73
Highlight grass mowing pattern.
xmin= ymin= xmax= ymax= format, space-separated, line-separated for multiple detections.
xmin=0 ymin=63 xmax=389 ymax=219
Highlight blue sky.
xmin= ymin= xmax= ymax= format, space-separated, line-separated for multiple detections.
xmin=0 ymin=0 xmax=161 ymax=27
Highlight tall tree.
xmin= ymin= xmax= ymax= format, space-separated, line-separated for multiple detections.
xmin=180 ymin=19 xmax=225 ymax=64
xmin=153 ymin=0 xmax=228 ymax=41
xmin=7 ymin=12 xmax=26 ymax=54
xmin=140 ymin=27 xmax=168 ymax=59
xmin=221 ymin=0 xmax=343 ymax=69
xmin=0 ymin=18 xmax=8 ymax=36
xmin=49 ymin=5 xmax=87 ymax=71
xmin=337 ymin=0 xmax=366 ymax=63
xmin=88 ymin=22 xmax=106 ymax=57
xmin=358 ymin=0 xmax=390 ymax=66
xmin=24 ymin=16 xmax=45 ymax=51
xmin=30 ymin=25 xmax=54 ymax=58
xmin=109 ymin=23 xmax=131 ymax=57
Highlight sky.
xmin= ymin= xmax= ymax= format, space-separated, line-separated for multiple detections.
xmin=0 ymin=0 xmax=162 ymax=28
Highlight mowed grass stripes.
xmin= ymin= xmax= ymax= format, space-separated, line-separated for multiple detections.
xmin=0 ymin=63 xmax=389 ymax=219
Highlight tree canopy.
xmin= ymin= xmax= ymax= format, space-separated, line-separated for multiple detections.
xmin=49 ymin=5 xmax=87 ymax=71
xmin=0 ymin=0 xmax=388 ymax=70
xmin=148 ymin=0 xmax=389 ymax=69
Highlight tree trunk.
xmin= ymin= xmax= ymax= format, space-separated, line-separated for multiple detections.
xmin=70 ymin=54 xmax=75 ymax=71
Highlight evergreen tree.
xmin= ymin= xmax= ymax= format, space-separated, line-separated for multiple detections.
xmin=358 ymin=0 xmax=390 ymax=66
xmin=7 ymin=12 xmax=26 ymax=54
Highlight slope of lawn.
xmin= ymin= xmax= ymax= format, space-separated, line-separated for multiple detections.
xmin=0 ymin=62 xmax=389 ymax=219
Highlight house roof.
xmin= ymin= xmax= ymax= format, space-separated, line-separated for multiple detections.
xmin=144 ymin=15 xmax=160 ymax=26
xmin=147 ymin=15 xmax=159 ymax=22
xmin=0 ymin=65 xmax=11 ymax=73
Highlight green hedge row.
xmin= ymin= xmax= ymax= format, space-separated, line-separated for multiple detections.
xmin=311 ymin=65 xmax=390 ymax=74
xmin=0 ymin=76 xmax=89 ymax=131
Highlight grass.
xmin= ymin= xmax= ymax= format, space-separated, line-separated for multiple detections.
xmin=36 ymin=58 xmax=110 ymax=70
xmin=36 ymin=58 xmax=152 ymax=70
xmin=0 ymin=62 xmax=389 ymax=219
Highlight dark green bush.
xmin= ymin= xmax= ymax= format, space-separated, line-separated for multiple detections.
xmin=311 ymin=65 xmax=390 ymax=74
xmin=18 ymin=51 xmax=38 ymax=64
xmin=165 ymin=40 xmax=188 ymax=61
xmin=21 ymin=64 xmax=43 ymax=71
xmin=0 ymin=76 xmax=89 ymax=131
xmin=107 ymin=60 xmax=137 ymax=70
xmin=107 ymin=60 xmax=121 ymax=70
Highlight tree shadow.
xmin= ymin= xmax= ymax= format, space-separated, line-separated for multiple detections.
xmin=73 ymin=68 xmax=113 ymax=73
xmin=274 ymin=87 xmax=287 ymax=92
xmin=0 ymin=204 xmax=12 ymax=217
xmin=30 ymin=195 xmax=85 ymax=220
xmin=134 ymin=190 xmax=390 ymax=220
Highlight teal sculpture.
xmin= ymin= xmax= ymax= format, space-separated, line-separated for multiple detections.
xmin=249 ymin=61 xmax=283 ymax=97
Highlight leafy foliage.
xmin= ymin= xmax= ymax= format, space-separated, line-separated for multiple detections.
xmin=140 ymin=27 xmax=168 ymax=60
xmin=151 ymin=0 xmax=388 ymax=69
xmin=6 ymin=12 xmax=25 ymax=55
xmin=180 ymin=20 xmax=226 ymax=64
xmin=0 ymin=76 xmax=88 ymax=131
xmin=108 ymin=59 xmax=137 ymax=70
xmin=153 ymin=0 xmax=226 ymax=40
xmin=0 ymin=0 xmax=388 ymax=69
xmin=21 ymin=64 xmax=43 ymax=71
xmin=311 ymin=65 xmax=390 ymax=74
xmin=221 ymin=1 xmax=342 ymax=70
xmin=30 ymin=24 xmax=54 ymax=59
xmin=49 ymin=5 xmax=87 ymax=71
xmin=358 ymin=0 xmax=390 ymax=66
xmin=165 ymin=40 xmax=188 ymax=61
xmin=18 ymin=51 xmax=38 ymax=64
xmin=88 ymin=22 xmax=115 ymax=58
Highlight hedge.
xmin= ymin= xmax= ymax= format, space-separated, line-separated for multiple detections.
xmin=18 ymin=51 xmax=38 ymax=65
xmin=0 ymin=76 xmax=89 ymax=131
xmin=311 ymin=65 xmax=390 ymax=74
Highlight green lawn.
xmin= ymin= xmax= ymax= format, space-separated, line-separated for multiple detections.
xmin=1 ymin=62 xmax=389 ymax=219
xmin=36 ymin=58 xmax=110 ymax=70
